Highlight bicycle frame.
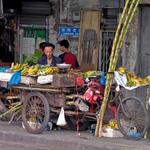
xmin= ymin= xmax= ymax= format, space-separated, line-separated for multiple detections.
xmin=110 ymin=86 xmax=131 ymax=119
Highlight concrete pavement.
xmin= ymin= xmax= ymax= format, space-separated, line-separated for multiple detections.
xmin=0 ymin=121 xmax=149 ymax=150
xmin=0 ymin=140 xmax=49 ymax=150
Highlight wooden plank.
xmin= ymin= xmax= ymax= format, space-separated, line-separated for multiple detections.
xmin=78 ymin=10 xmax=101 ymax=71
xmin=140 ymin=0 xmax=150 ymax=4
xmin=13 ymin=84 xmax=70 ymax=93
xmin=51 ymin=108 xmax=96 ymax=117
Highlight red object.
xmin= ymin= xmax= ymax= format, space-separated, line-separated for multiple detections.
xmin=108 ymin=104 xmax=117 ymax=120
xmin=63 ymin=52 xmax=79 ymax=69
xmin=84 ymin=80 xmax=105 ymax=104
xmin=89 ymin=104 xmax=95 ymax=113
xmin=75 ymin=76 xmax=84 ymax=87
xmin=70 ymin=72 xmax=84 ymax=87
xmin=84 ymin=89 xmax=94 ymax=102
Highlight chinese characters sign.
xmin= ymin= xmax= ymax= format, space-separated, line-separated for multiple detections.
xmin=59 ymin=27 xmax=80 ymax=37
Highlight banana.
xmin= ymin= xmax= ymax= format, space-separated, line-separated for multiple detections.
xmin=117 ymin=67 xmax=126 ymax=75
xmin=21 ymin=68 xmax=28 ymax=76
xmin=38 ymin=66 xmax=59 ymax=75
xmin=127 ymin=78 xmax=141 ymax=86
xmin=12 ymin=63 xmax=22 ymax=72
xmin=45 ymin=67 xmax=53 ymax=74
xmin=28 ymin=65 xmax=39 ymax=75
xmin=83 ymin=71 xmax=100 ymax=78
xmin=145 ymin=76 xmax=150 ymax=83
xmin=21 ymin=63 xmax=28 ymax=69
xmin=52 ymin=67 xmax=59 ymax=74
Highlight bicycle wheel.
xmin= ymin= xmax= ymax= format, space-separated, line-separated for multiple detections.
xmin=117 ymin=97 xmax=148 ymax=140
xmin=22 ymin=92 xmax=50 ymax=134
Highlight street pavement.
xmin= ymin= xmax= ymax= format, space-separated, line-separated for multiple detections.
xmin=0 ymin=140 xmax=49 ymax=150
xmin=0 ymin=121 xmax=149 ymax=150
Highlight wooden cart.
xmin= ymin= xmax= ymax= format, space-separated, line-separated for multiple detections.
xmin=7 ymin=80 xmax=95 ymax=134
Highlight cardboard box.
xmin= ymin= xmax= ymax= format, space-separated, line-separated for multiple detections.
xmin=21 ymin=76 xmax=37 ymax=85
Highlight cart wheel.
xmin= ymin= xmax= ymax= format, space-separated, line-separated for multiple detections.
xmin=66 ymin=114 xmax=90 ymax=131
xmin=22 ymin=92 xmax=50 ymax=134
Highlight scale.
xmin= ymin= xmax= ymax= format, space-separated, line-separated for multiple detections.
xmin=56 ymin=64 xmax=71 ymax=74
xmin=59 ymin=68 xmax=68 ymax=74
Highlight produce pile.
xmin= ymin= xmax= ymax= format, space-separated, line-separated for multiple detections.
xmin=11 ymin=63 xmax=59 ymax=76
xmin=117 ymin=67 xmax=150 ymax=87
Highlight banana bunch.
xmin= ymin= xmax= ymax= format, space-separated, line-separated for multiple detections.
xmin=127 ymin=74 xmax=149 ymax=87
xmin=28 ymin=65 xmax=39 ymax=76
xmin=145 ymin=76 xmax=150 ymax=83
xmin=21 ymin=67 xmax=28 ymax=76
xmin=127 ymin=78 xmax=141 ymax=87
xmin=39 ymin=66 xmax=59 ymax=75
xmin=21 ymin=63 xmax=28 ymax=69
xmin=107 ymin=119 xmax=118 ymax=129
xmin=41 ymin=66 xmax=53 ymax=75
xmin=83 ymin=71 xmax=100 ymax=79
xmin=117 ymin=67 xmax=126 ymax=75
xmin=126 ymin=72 xmax=135 ymax=80
xmin=140 ymin=79 xmax=149 ymax=85
xmin=117 ymin=67 xmax=150 ymax=87
xmin=11 ymin=63 xmax=22 ymax=72
xmin=52 ymin=67 xmax=59 ymax=74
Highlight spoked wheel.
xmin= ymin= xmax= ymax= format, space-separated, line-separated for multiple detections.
xmin=117 ymin=97 xmax=148 ymax=140
xmin=22 ymin=92 xmax=50 ymax=134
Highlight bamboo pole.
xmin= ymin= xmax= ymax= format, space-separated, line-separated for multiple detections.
xmin=95 ymin=0 xmax=141 ymax=137
xmin=95 ymin=0 xmax=131 ymax=137
xmin=112 ymin=0 xmax=141 ymax=69
xmin=108 ymin=0 xmax=130 ymax=71
xmin=95 ymin=0 xmax=130 ymax=136
xmin=0 ymin=102 xmax=22 ymax=119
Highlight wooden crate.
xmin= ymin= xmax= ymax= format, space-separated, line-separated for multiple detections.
xmin=52 ymin=74 xmax=75 ymax=87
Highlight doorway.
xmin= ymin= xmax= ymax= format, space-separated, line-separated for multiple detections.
xmin=0 ymin=17 xmax=15 ymax=64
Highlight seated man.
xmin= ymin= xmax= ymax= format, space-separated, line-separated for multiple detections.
xmin=58 ymin=39 xmax=80 ymax=69
xmin=38 ymin=42 xmax=61 ymax=66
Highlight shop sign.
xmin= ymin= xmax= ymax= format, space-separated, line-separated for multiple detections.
xmin=59 ymin=27 xmax=80 ymax=37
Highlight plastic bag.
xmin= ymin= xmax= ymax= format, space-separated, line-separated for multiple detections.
xmin=8 ymin=71 xmax=21 ymax=86
xmin=75 ymin=98 xmax=89 ymax=112
xmin=75 ymin=76 xmax=84 ymax=87
xmin=56 ymin=107 xmax=67 ymax=126
xmin=99 ymin=73 xmax=106 ymax=86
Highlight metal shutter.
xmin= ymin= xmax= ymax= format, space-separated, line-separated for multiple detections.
xmin=22 ymin=1 xmax=51 ymax=15
xmin=19 ymin=15 xmax=46 ymax=26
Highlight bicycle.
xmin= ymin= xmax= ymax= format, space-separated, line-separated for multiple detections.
xmin=109 ymin=85 xmax=148 ymax=140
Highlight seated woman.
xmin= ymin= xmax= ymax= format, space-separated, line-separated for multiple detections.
xmin=38 ymin=43 xmax=61 ymax=66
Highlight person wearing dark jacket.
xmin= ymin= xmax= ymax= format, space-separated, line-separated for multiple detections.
xmin=38 ymin=43 xmax=61 ymax=66
xmin=58 ymin=39 xmax=80 ymax=69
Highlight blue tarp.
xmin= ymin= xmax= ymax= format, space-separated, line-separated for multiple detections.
xmin=8 ymin=71 xmax=21 ymax=86
xmin=0 ymin=67 xmax=9 ymax=73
